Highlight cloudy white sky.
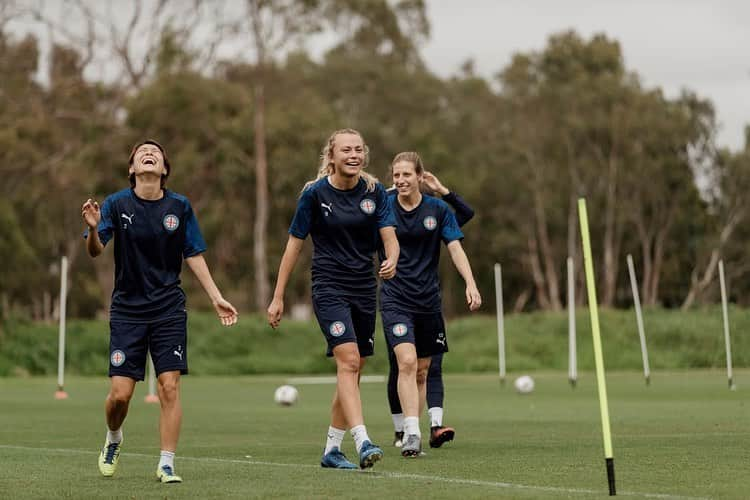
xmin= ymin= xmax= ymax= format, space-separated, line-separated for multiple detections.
xmin=422 ymin=0 xmax=749 ymax=151
xmin=8 ymin=1 xmax=748 ymax=151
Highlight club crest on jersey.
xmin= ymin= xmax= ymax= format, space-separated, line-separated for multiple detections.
xmin=359 ymin=198 xmax=376 ymax=215
xmin=392 ymin=323 xmax=408 ymax=337
xmin=329 ymin=321 xmax=346 ymax=337
xmin=163 ymin=214 xmax=180 ymax=232
xmin=110 ymin=349 xmax=126 ymax=367
xmin=423 ymin=216 xmax=437 ymax=231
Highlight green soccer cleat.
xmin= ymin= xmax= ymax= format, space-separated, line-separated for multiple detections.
xmin=156 ymin=464 xmax=183 ymax=483
xmin=98 ymin=437 xmax=123 ymax=477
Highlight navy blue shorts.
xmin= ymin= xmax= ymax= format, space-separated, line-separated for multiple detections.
xmin=109 ymin=313 xmax=188 ymax=380
xmin=312 ymin=293 xmax=376 ymax=357
xmin=381 ymin=309 xmax=448 ymax=358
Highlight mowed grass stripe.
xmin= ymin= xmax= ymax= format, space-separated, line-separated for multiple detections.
xmin=0 ymin=444 xmax=708 ymax=500
xmin=1 ymin=372 xmax=747 ymax=498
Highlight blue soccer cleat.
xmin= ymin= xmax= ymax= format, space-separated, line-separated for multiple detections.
xmin=358 ymin=440 xmax=383 ymax=469
xmin=156 ymin=464 xmax=183 ymax=483
xmin=320 ymin=447 xmax=357 ymax=469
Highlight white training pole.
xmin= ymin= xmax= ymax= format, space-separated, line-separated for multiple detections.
xmin=718 ymin=260 xmax=735 ymax=390
xmin=55 ymin=256 xmax=69 ymax=399
xmin=626 ymin=254 xmax=651 ymax=385
xmin=494 ymin=263 xmax=506 ymax=385
xmin=145 ymin=353 xmax=159 ymax=403
xmin=568 ymin=257 xmax=577 ymax=387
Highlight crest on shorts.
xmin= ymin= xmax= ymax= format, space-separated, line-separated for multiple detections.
xmin=359 ymin=198 xmax=376 ymax=215
xmin=423 ymin=216 xmax=437 ymax=231
xmin=392 ymin=323 xmax=408 ymax=337
xmin=329 ymin=321 xmax=346 ymax=337
xmin=110 ymin=349 xmax=126 ymax=367
xmin=163 ymin=214 xmax=180 ymax=232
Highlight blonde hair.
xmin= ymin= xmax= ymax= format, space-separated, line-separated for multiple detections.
xmin=390 ymin=151 xmax=424 ymax=177
xmin=303 ymin=128 xmax=378 ymax=192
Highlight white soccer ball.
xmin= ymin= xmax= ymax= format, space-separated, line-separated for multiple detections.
xmin=514 ymin=375 xmax=535 ymax=394
xmin=274 ymin=385 xmax=298 ymax=406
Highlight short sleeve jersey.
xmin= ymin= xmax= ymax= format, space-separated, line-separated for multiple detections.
xmin=86 ymin=188 xmax=206 ymax=322
xmin=288 ymin=177 xmax=395 ymax=296
xmin=380 ymin=192 xmax=463 ymax=312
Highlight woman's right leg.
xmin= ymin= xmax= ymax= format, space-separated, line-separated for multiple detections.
xmin=331 ymin=342 xmax=363 ymax=428
xmin=99 ymin=376 xmax=136 ymax=477
xmin=393 ymin=343 xmax=419 ymax=418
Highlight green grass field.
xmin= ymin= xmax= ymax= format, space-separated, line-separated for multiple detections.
xmin=1 ymin=371 xmax=748 ymax=499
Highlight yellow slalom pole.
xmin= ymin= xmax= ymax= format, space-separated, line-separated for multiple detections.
xmin=578 ymin=198 xmax=616 ymax=496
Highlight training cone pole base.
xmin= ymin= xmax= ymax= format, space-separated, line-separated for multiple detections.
xmin=569 ymin=378 xmax=577 ymax=388
xmin=54 ymin=390 xmax=69 ymax=400
xmin=144 ymin=394 xmax=159 ymax=403
xmin=606 ymin=458 xmax=616 ymax=495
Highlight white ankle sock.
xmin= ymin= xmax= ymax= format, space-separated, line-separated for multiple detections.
xmin=324 ymin=426 xmax=346 ymax=455
xmin=106 ymin=428 xmax=122 ymax=444
xmin=404 ymin=416 xmax=421 ymax=437
xmin=158 ymin=450 xmax=175 ymax=469
xmin=428 ymin=407 xmax=443 ymax=427
xmin=391 ymin=413 xmax=405 ymax=432
xmin=350 ymin=424 xmax=370 ymax=453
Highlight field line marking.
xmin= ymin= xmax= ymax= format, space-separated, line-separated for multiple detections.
xmin=0 ymin=444 xmax=709 ymax=500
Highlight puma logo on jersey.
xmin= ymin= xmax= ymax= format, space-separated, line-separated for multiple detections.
xmin=321 ymin=202 xmax=333 ymax=216
xmin=121 ymin=213 xmax=134 ymax=227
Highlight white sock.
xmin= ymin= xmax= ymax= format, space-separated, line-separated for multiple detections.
xmin=106 ymin=428 xmax=122 ymax=444
xmin=391 ymin=413 xmax=405 ymax=432
xmin=404 ymin=416 xmax=421 ymax=437
xmin=324 ymin=426 xmax=346 ymax=455
xmin=158 ymin=450 xmax=175 ymax=470
xmin=428 ymin=407 xmax=443 ymax=427
xmin=350 ymin=424 xmax=371 ymax=453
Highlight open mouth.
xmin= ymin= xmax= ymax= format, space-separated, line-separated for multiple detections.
xmin=142 ymin=157 xmax=156 ymax=166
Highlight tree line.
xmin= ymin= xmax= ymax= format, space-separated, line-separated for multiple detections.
xmin=1 ymin=0 xmax=749 ymax=322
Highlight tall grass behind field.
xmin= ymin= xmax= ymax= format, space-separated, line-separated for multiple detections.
xmin=1 ymin=306 xmax=747 ymax=376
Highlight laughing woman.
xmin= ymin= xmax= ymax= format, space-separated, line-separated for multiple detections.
xmin=267 ymin=129 xmax=399 ymax=469
xmin=379 ymin=152 xmax=481 ymax=457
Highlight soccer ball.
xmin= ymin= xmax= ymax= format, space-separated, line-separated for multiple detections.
xmin=513 ymin=375 xmax=535 ymax=394
xmin=274 ymin=385 xmax=298 ymax=406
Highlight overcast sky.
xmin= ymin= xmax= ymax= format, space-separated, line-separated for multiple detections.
xmin=422 ymin=0 xmax=749 ymax=151
xmin=8 ymin=1 xmax=748 ymax=151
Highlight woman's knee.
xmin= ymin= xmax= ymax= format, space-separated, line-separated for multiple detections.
xmin=157 ymin=374 xmax=180 ymax=401
xmin=108 ymin=383 xmax=134 ymax=405
xmin=334 ymin=346 xmax=361 ymax=374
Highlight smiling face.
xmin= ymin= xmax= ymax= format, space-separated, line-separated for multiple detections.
xmin=392 ymin=160 xmax=422 ymax=196
xmin=128 ymin=140 xmax=170 ymax=187
xmin=329 ymin=133 xmax=365 ymax=178
xmin=130 ymin=143 xmax=165 ymax=176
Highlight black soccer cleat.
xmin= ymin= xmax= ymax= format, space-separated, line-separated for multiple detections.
xmin=429 ymin=425 xmax=455 ymax=448
xmin=393 ymin=431 xmax=404 ymax=448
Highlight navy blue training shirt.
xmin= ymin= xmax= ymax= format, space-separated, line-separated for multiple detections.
xmin=380 ymin=192 xmax=464 ymax=312
xmin=86 ymin=188 xmax=207 ymax=322
xmin=442 ymin=191 xmax=475 ymax=227
xmin=288 ymin=177 xmax=396 ymax=296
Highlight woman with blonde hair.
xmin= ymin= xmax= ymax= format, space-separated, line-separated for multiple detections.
xmin=268 ymin=129 xmax=399 ymax=469
xmin=379 ymin=152 xmax=481 ymax=457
